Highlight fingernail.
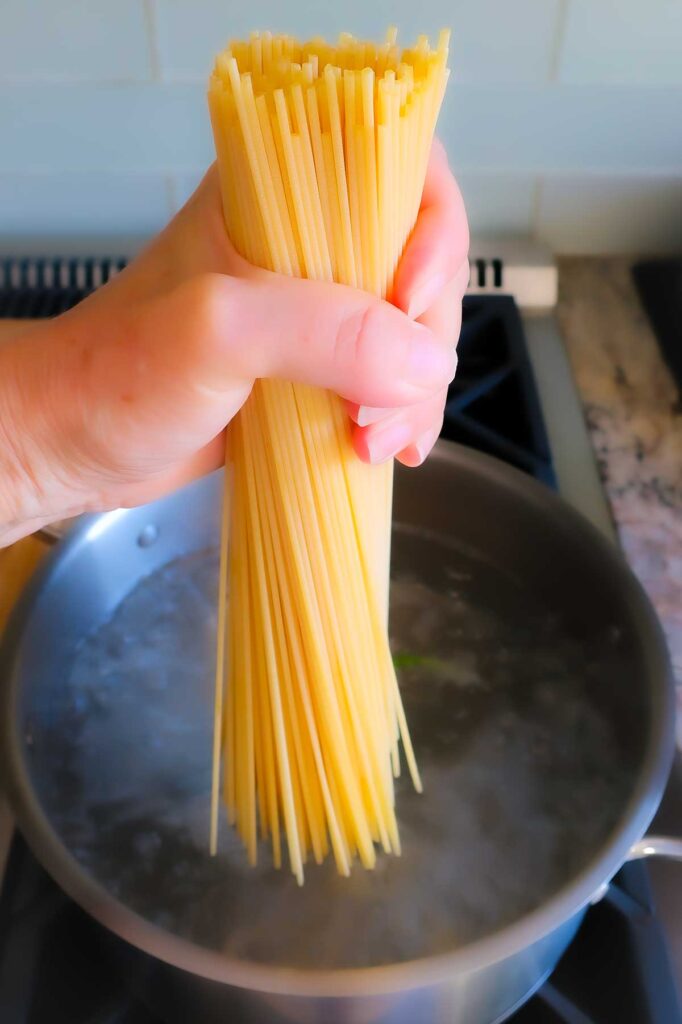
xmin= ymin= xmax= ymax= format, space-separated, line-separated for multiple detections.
xmin=397 ymin=429 xmax=437 ymax=469
xmin=406 ymin=270 xmax=448 ymax=320
xmin=356 ymin=405 xmax=390 ymax=426
xmin=415 ymin=431 xmax=435 ymax=464
xmin=406 ymin=332 xmax=458 ymax=391
xmin=396 ymin=442 xmax=421 ymax=468
xmin=366 ymin=420 xmax=414 ymax=465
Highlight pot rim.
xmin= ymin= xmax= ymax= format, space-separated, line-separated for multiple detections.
xmin=0 ymin=443 xmax=675 ymax=999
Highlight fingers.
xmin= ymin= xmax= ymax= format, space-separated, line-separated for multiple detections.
xmin=397 ymin=420 xmax=443 ymax=468
xmin=392 ymin=140 xmax=469 ymax=321
xmin=43 ymin=142 xmax=466 ymax=515
xmin=345 ymin=140 xmax=467 ymax=467
xmin=174 ymin=272 xmax=457 ymax=410
xmin=343 ymin=272 xmax=461 ymax=429
xmin=52 ymin=263 xmax=455 ymax=508
xmin=351 ymin=387 xmax=448 ymax=465
xmin=347 ymin=263 xmax=468 ymax=465
xmin=417 ymin=262 xmax=469 ymax=348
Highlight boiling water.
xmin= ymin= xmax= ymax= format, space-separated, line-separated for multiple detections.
xmin=38 ymin=528 xmax=636 ymax=969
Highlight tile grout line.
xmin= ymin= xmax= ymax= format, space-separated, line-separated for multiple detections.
xmin=142 ymin=0 xmax=162 ymax=82
xmin=548 ymin=0 xmax=570 ymax=83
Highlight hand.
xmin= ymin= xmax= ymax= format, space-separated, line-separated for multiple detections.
xmin=0 ymin=142 xmax=467 ymax=546
xmin=348 ymin=138 xmax=469 ymax=467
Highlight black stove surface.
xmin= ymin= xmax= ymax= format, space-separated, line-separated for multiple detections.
xmin=632 ymin=258 xmax=682 ymax=403
xmin=1 ymin=830 xmax=679 ymax=1024
xmin=0 ymin=258 xmax=680 ymax=1024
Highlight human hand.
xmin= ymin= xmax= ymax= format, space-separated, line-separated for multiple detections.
xmin=348 ymin=138 xmax=469 ymax=467
xmin=0 ymin=141 xmax=467 ymax=545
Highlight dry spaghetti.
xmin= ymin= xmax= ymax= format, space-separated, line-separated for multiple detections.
xmin=208 ymin=28 xmax=449 ymax=883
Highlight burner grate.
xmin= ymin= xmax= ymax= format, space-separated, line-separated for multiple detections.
xmin=445 ymin=296 xmax=556 ymax=486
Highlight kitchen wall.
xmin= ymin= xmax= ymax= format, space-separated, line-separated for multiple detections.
xmin=1 ymin=0 xmax=681 ymax=255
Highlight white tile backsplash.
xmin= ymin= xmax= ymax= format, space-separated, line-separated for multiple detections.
xmin=440 ymin=86 xmax=682 ymax=175
xmin=0 ymin=0 xmax=152 ymax=82
xmin=155 ymin=0 xmax=320 ymax=81
xmin=0 ymin=172 xmax=171 ymax=236
xmin=448 ymin=0 xmax=562 ymax=84
xmin=170 ymin=170 xmax=206 ymax=212
xmin=2 ymin=83 xmax=680 ymax=178
xmin=154 ymin=0 xmax=560 ymax=83
xmin=559 ymin=0 xmax=682 ymax=86
xmin=0 ymin=0 xmax=680 ymax=252
xmin=0 ymin=84 xmax=213 ymax=173
xmin=455 ymin=174 xmax=537 ymax=236
xmin=174 ymin=169 xmax=540 ymax=239
xmin=537 ymin=177 xmax=682 ymax=253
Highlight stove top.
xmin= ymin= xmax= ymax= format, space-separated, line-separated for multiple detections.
xmin=1 ymin=256 xmax=681 ymax=1024
xmin=1 ymin=827 xmax=679 ymax=1024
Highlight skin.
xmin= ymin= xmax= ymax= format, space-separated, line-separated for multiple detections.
xmin=0 ymin=140 xmax=468 ymax=548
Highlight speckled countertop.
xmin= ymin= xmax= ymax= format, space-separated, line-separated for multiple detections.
xmin=557 ymin=258 xmax=682 ymax=732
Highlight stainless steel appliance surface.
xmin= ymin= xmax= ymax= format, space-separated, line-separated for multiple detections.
xmin=0 ymin=249 xmax=681 ymax=1024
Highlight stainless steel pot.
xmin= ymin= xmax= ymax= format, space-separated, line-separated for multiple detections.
xmin=1 ymin=442 xmax=680 ymax=1024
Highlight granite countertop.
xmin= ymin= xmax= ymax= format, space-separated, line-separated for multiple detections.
xmin=557 ymin=257 xmax=682 ymax=735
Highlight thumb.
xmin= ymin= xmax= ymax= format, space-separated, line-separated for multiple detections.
xmin=171 ymin=272 xmax=457 ymax=410
xmin=41 ymin=268 xmax=455 ymax=491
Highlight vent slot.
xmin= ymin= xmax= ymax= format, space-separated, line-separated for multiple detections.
xmin=469 ymin=257 xmax=505 ymax=292
xmin=0 ymin=258 xmax=126 ymax=292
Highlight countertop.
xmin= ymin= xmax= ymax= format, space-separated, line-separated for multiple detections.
xmin=557 ymin=257 xmax=682 ymax=736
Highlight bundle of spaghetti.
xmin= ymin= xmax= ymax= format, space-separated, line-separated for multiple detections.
xmin=208 ymin=28 xmax=450 ymax=883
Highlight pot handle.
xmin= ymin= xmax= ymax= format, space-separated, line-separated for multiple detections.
xmin=627 ymin=835 xmax=682 ymax=863
xmin=590 ymin=834 xmax=682 ymax=904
